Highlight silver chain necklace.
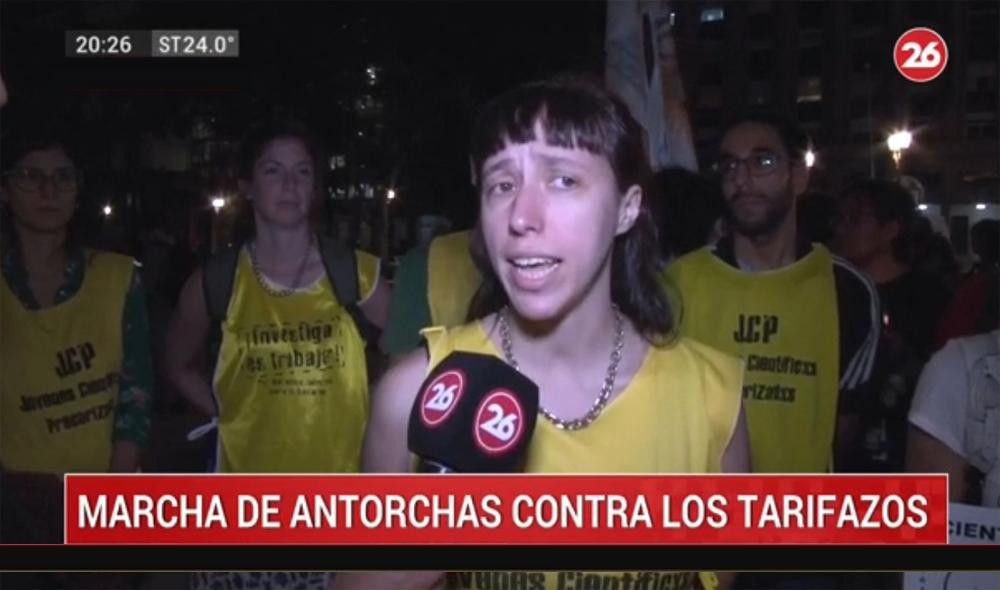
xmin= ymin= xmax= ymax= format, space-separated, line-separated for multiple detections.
xmin=248 ymin=234 xmax=314 ymax=297
xmin=498 ymin=305 xmax=625 ymax=431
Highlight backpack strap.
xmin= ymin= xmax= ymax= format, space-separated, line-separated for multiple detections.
xmin=316 ymin=235 xmax=382 ymax=358
xmin=317 ymin=234 xmax=358 ymax=305
xmin=201 ymin=244 xmax=243 ymax=375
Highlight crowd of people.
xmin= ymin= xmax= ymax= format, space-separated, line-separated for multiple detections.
xmin=1 ymin=70 xmax=997 ymax=590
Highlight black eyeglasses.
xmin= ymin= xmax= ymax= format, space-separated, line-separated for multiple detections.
xmin=713 ymin=151 xmax=783 ymax=179
xmin=4 ymin=167 xmax=80 ymax=193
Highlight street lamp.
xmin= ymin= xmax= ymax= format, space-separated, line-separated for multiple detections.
xmin=381 ymin=188 xmax=396 ymax=258
xmin=887 ymin=130 xmax=912 ymax=170
xmin=211 ymin=196 xmax=226 ymax=213
xmin=804 ymin=149 xmax=816 ymax=169
xmin=102 ymin=204 xmax=112 ymax=217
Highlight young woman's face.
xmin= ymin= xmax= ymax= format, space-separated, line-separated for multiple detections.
xmin=4 ymin=147 xmax=78 ymax=234
xmin=479 ymin=126 xmax=640 ymax=322
xmin=247 ymin=136 xmax=316 ymax=229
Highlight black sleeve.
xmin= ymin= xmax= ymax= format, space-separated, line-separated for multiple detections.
xmin=832 ymin=257 xmax=881 ymax=413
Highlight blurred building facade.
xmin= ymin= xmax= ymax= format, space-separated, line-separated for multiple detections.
xmin=672 ymin=1 xmax=998 ymax=221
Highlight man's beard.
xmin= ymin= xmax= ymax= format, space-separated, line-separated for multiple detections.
xmin=727 ymin=192 xmax=793 ymax=239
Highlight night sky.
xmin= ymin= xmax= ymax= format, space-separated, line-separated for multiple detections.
xmin=1 ymin=1 xmax=608 ymax=230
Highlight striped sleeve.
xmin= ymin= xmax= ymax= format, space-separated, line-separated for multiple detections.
xmin=831 ymin=256 xmax=881 ymax=392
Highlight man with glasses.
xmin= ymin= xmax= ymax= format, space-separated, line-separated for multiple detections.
xmin=664 ymin=112 xmax=880 ymax=475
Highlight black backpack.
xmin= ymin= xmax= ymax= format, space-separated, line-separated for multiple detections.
xmin=201 ymin=235 xmax=382 ymax=391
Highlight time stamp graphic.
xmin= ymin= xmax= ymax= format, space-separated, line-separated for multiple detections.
xmin=67 ymin=30 xmax=239 ymax=58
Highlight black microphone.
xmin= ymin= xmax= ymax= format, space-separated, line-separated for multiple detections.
xmin=408 ymin=351 xmax=539 ymax=473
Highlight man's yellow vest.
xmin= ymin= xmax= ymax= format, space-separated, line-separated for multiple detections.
xmin=665 ymin=246 xmax=840 ymax=473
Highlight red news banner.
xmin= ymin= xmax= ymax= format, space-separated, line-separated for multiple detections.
xmin=64 ymin=474 xmax=947 ymax=545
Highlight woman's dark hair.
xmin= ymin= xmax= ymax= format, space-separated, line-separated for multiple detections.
xmin=466 ymin=77 xmax=675 ymax=342
xmin=841 ymin=179 xmax=917 ymax=264
xmin=1 ymin=132 xmax=84 ymax=256
xmin=232 ymin=116 xmax=327 ymax=242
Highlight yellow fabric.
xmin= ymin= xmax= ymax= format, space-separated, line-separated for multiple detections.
xmin=665 ymin=245 xmax=840 ymax=473
xmin=1 ymin=251 xmax=133 ymax=473
xmin=212 ymin=249 xmax=371 ymax=473
xmin=422 ymin=321 xmax=742 ymax=590
xmin=355 ymin=250 xmax=379 ymax=303
xmin=427 ymin=230 xmax=480 ymax=326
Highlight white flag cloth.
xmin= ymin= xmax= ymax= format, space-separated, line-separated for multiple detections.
xmin=606 ymin=0 xmax=698 ymax=172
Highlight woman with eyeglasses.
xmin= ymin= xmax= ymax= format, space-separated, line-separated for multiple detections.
xmin=0 ymin=133 xmax=153 ymax=549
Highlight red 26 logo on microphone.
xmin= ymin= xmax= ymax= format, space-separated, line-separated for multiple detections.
xmin=474 ymin=389 xmax=525 ymax=454
xmin=420 ymin=370 xmax=465 ymax=427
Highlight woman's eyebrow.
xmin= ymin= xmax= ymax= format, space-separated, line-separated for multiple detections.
xmin=482 ymin=157 xmax=514 ymax=177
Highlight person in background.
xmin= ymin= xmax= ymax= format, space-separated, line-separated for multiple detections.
xmin=907 ymin=329 xmax=1000 ymax=508
xmin=0 ymin=131 xmax=152 ymax=588
xmin=936 ymin=219 xmax=1000 ymax=347
xmin=665 ymin=113 xmax=880 ymax=476
xmin=833 ymin=180 xmax=951 ymax=473
xmin=648 ymin=167 xmax=727 ymax=262
xmin=163 ymin=117 xmax=390 ymax=590
xmin=663 ymin=114 xmax=884 ymax=590
xmin=383 ymin=228 xmax=480 ymax=358
xmin=336 ymin=77 xmax=749 ymax=590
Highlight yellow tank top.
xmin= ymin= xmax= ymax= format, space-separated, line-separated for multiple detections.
xmin=211 ymin=249 xmax=378 ymax=473
xmin=427 ymin=231 xmax=481 ymax=326
xmin=1 ymin=250 xmax=133 ymax=473
xmin=423 ymin=322 xmax=742 ymax=590
xmin=665 ymin=245 xmax=840 ymax=473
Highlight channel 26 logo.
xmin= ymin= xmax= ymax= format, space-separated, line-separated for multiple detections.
xmin=894 ymin=27 xmax=948 ymax=83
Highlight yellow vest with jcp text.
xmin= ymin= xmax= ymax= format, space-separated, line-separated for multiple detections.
xmin=427 ymin=230 xmax=481 ymax=327
xmin=211 ymin=249 xmax=377 ymax=473
xmin=665 ymin=245 xmax=840 ymax=473
xmin=1 ymin=251 xmax=133 ymax=473
xmin=423 ymin=321 xmax=742 ymax=590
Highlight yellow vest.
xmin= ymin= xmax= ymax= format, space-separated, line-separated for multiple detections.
xmin=1 ymin=250 xmax=133 ymax=473
xmin=427 ymin=231 xmax=481 ymax=326
xmin=423 ymin=322 xmax=741 ymax=590
xmin=665 ymin=246 xmax=840 ymax=473
xmin=211 ymin=249 xmax=377 ymax=473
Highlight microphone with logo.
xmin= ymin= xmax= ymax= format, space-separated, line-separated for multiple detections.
xmin=408 ymin=351 xmax=539 ymax=473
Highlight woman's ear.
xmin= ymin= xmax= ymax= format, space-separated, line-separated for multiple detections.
xmin=616 ymin=185 xmax=642 ymax=235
